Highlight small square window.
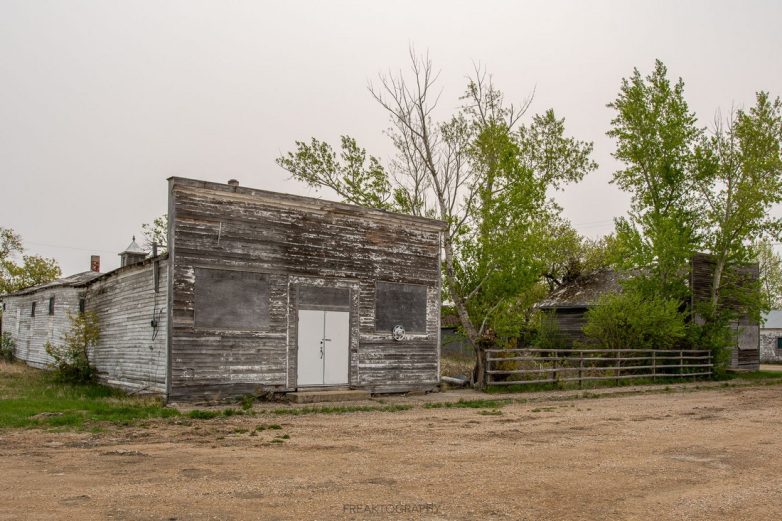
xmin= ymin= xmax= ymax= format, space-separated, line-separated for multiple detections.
xmin=48 ymin=297 xmax=55 ymax=315
xmin=31 ymin=302 xmax=36 ymax=317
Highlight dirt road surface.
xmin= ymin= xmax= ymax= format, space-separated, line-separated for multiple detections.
xmin=2 ymin=385 xmax=782 ymax=520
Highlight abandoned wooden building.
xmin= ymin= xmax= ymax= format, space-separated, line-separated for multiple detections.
xmin=0 ymin=177 xmax=446 ymax=401
xmin=539 ymin=255 xmax=760 ymax=370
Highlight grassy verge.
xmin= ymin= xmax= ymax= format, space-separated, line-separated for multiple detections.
xmin=730 ymin=369 xmax=782 ymax=381
xmin=0 ymin=361 xmax=178 ymax=429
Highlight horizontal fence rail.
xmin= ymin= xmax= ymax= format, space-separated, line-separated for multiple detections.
xmin=485 ymin=348 xmax=712 ymax=387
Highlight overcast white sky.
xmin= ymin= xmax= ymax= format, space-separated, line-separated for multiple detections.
xmin=1 ymin=0 xmax=781 ymax=275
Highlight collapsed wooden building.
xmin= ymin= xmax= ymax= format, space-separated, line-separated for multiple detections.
xmin=538 ymin=254 xmax=760 ymax=370
xmin=0 ymin=177 xmax=446 ymax=401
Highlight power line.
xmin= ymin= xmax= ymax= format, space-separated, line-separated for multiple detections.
xmin=24 ymin=240 xmax=116 ymax=255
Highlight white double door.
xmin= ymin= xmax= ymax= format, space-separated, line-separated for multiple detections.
xmin=297 ymin=309 xmax=350 ymax=386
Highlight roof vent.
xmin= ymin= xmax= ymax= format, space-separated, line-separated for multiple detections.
xmin=119 ymin=236 xmax=147 ymax=267
xmin=227 ymin=179 xmax=239 ymax=187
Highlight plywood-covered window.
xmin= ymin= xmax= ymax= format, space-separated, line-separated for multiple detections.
xmin=375 ymin=281 xmax=428 ymax=334
xmin=194 ymin=268 xmax=269 ymax=330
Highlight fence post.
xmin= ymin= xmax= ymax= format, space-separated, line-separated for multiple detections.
xmin=616 ymin=350 xmax=620 ymax=386
xmin=552 ymin=356 xmax=558 ymax=387
xmin=579 ymin=351 xmax=584 ymax=389
xmin=679 ymin=350 xmax=684 ymax=377
xmin=708 ymin=351 xmax=712 ymax=378
xmin=652 ymin=351 xmax=656 ymax=383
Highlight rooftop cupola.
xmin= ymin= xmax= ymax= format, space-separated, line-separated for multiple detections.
xmin=119 ymin=236 xmax=147 ymax=267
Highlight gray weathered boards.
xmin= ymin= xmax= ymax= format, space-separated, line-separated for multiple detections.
xmin=167 ymin=177 xmax=446 ymax=401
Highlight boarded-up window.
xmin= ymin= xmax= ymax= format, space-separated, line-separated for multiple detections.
xmin=194 ymin=268 xmax=269 ymax=330
xmin=298 ymin=286 xmax=350 ymax=311
xmin=375 ymin=282 xmax=428 ymax=334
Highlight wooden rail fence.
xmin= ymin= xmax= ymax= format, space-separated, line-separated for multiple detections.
xmin=486 ymin=348 xmax=713 ymax=387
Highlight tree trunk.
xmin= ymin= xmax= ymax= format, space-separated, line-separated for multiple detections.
xmin=440 ymin=230 xmax=485 ymax=388
xmin=711 ymin=257 xmax=726 ymax=311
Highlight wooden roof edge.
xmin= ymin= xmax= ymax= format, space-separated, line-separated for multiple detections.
xmin=168 ymin=176 xmax=448 ymax=232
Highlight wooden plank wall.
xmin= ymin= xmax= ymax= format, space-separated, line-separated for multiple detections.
xmin=86 ymin=259 xmax=168 ymax=394
xmin=167 ymin=178 xmax=443 ymax=401
xmin=550 ymin=308 xmax=590 ymax=347
xmin=0 ymin=287 xmax=82 ymax=368
xmin=691 ymin=253 xmax=760 ymax=370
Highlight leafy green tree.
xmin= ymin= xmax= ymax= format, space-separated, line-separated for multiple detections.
xmin=756 ymin=240 xmax=782 ymax=310
xmin=277 ymin=136 xmax=393 ymax=210
xmin=279 ymin=53 xmax=597 ymax=387
xmin=607 ymin=60 xmax=702 ymax=301
xmin=142 ymin=214 xmax=168 ymax=253
xmin=541 ymin=220 xmax=616 ymax=290
xmin=0 ymin=227 xmax=61 ymax=294
xmin=694 ymin=92 xmax=782 ymax=312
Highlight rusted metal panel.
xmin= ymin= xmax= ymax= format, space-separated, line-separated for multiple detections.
xmin=167 ymin=177 xmax=444 ymax=401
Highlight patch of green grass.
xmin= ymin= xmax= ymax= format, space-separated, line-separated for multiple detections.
xmin=187 ymin=409 xmax=220 ymax=420
xmin=276 ymin=433 xmax=290 ymax=440
xmin=423 ymin=399 xmax=511 ymax=409
xmin=271 ymin=404 xmax=412 ymax=416
xmin=478 ymin=409 xmax=503 ymax=416
xmin=0 ymin=362 xmax=179 ymax=430
xmin=485 ymin=375 xmax=715 ymax=394
xmin=732 ymin=370 xmax=782 ymax=381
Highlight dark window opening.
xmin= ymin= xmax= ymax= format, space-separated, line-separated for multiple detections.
xmin=375 ymin=281 xmax=428 ymax=334
xmin=777 ymin=337 xmax=782 ymax=350
xmin=194 ymin=268 xmax=270 ymax=330
xmin=79 ymin=298 xmax=86 ymax=314
xmin=48 ymin=297 xmax=55 ymax=315
xmin=31 ymin=301 xmax=36 ymax=317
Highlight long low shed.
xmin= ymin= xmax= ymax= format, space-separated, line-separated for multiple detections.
xmin=1 ymin=177 xmax=446 ymax=402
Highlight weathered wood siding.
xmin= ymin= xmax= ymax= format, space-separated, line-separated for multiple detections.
xmin=691 ymin=253 xmax=760 ymax=370
xmin=548 ymin=307 xmax=590 ymax=347
xmin=86 ymin=259 xmax=168 ymax=394
xmin=0 ymin=287 xmax=81 ymax=368
xmin=167 ymin=177 xmax=444 ymax=401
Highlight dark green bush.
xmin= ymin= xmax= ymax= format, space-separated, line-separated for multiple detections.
xmin=1 ymin=332 xmax=16 ymax=362
xmin=582 ymin=291 xmax=686 ymax=350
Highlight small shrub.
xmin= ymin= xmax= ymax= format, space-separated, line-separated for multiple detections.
xmin=188 ymin=409 xmax=220 ymax=420
xmin=1 ymin=332 xmax=16 ymax=362
xmin=240 ymin=395 xmax=254 ymax=410
xmin=45 ymin=311 xmax=99 ymax=383
xmin=582 ymin=291 xmax=685 ymax=350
